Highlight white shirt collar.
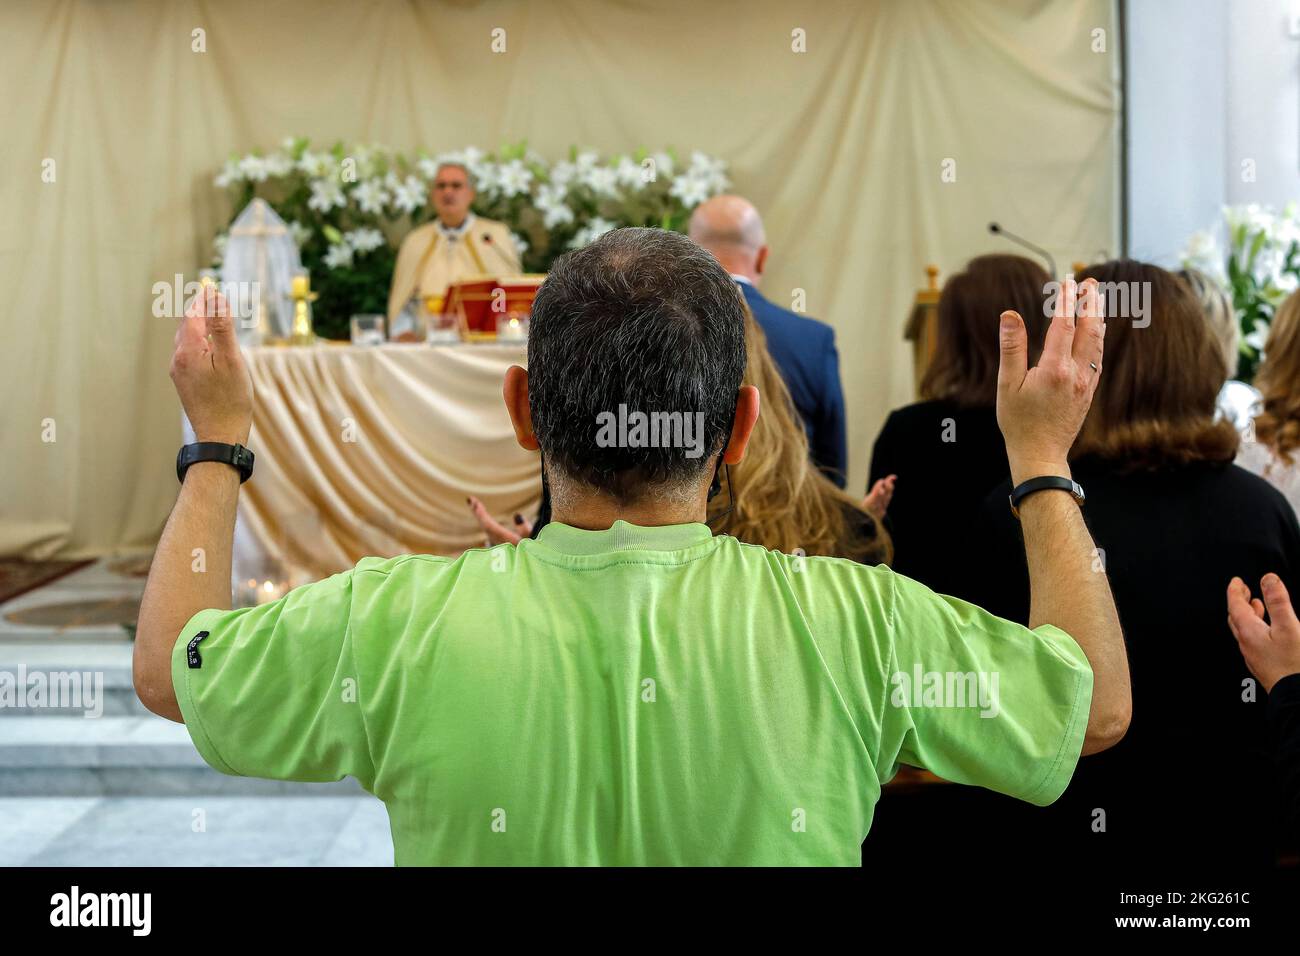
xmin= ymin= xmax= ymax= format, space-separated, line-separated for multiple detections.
xmin=436 ymin=213 xmax=476 ymax=239
xmin=729 ymin=273 xmax=754 ymax=286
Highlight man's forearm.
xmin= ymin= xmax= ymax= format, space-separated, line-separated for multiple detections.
xmin=134 ymin=463 xmax=241 ymax=721
xmin=1017 ymin=485 xmax=1130 ymax=754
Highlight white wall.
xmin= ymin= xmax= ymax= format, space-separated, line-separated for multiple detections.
xmin=1126 ymin=0 xmax=1300 ymax=262
xmin=1225 ymin=0 xmax=1300 ymax=206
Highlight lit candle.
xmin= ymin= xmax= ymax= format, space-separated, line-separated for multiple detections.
xmin=256 ymin=580 xmax=285 ymax=604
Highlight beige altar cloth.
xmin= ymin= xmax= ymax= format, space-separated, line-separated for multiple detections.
xmin=236 ymin=342 xmax=540 ymax=583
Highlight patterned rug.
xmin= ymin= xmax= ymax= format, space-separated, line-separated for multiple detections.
xmin=0 ymin=558 xmax=93 ymax=604
xmin=4 ymin=596 xmax=139 ymax=634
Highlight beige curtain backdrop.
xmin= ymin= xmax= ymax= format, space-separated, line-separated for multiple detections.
xmin=0 ymin=0 xmax=1119 ymax=559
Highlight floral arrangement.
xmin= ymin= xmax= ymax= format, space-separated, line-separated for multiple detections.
xmin=212 ymin=139 xmax=730 ymax=339
xmin=1182 ymin=203 xmax=1300 ymax=382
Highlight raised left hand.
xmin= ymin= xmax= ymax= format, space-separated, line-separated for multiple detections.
xmin=170 ymin=284 xmax=254 ymax=445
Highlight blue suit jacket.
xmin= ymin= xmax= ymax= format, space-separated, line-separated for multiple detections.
xmin=738 ymin=282 xmax=848 ymax=487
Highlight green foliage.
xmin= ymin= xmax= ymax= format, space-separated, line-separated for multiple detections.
xmin=1183 ymin=204 xmax=1300 ymax=383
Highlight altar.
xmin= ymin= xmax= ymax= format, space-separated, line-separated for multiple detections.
xmin=229 ymin=342 xmax=540 ymax=595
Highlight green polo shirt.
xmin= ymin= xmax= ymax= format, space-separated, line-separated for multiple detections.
xmin=173 ymin=520 xmax=1092 ymax=866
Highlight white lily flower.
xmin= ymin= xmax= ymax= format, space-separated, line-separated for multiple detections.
xmin=214 ymin=159 xmax=242 ymax=188
xmin=353 ymin=179 xmax=390 ymax=215
xmin=475 ymin=162 xmax=503 ymax=197
xmin=550 ymin=161 xmax=578 ymax=189
xmin=323 ymin=243 xmax=354 ymax=269
xmin=615 ymin=157 xmax=646 ymax=189
xmin=669 ymin=173 xmax=712 ymax=207
xmin=238 ymin=155 xmax=271 ymax=182
xmin=497 ymin=159 xmax=534 ymax=198
xmin=390 ymin=175 xmax=427 ymax=214
xmin=308 ymin=178 xmax=346 ymax=213
xmin=568 ymin=217 xmax=617 ymax=249
xmin=345 ymin=228 xmax=386 ymax=254
xmin=298 ymin=151 xmax=333 ymax=177
xmin=535 ymin=184 xmax=574 ymax=228
xmin=581 ymin=165 xmax=621 ymax=199
xmin=265 ymin=152 xmax=294 ymax=177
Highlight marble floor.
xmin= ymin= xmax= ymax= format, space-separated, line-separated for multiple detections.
xmin=0 ymin=795 xmax=392 ymax=866
xmin=1 ymin=559 xmax=394 ymax=867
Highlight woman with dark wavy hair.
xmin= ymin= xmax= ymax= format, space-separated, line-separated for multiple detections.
xmin=967 ymin=259 xmax=1300 ymax=881
xmin=866 ymin=254 xmax=1050 ymax=597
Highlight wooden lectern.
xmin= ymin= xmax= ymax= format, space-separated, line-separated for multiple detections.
xmin=903 ymin=265 xmax=941 ymax=398
xmin=441 ymin=275 xmax=545 ymax=341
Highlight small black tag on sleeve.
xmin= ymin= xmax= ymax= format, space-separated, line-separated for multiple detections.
xmin=186 ymin=630 xmax=210 ymax=669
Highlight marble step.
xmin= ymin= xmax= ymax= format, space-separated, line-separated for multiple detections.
xmin=0 ymin=716 xmax=364 ymax=797
xmin=0 ymin=642 xmax=147 ymax=717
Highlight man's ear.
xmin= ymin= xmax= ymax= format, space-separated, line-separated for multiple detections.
xmin=721 ymin=385 xmax=760 ymax=465
xmin=503 ymin=365 xmax=539 ymax=451
xmin=754 ymin=246 xmax=769 ymax=278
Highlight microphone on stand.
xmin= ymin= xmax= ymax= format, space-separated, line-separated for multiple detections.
xmin=480 ymin=232 xmax=517 ymax=272
xmin=988 ymin=222 xmax=1058 ymax=277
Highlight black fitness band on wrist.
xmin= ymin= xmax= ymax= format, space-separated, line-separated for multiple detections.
xmin=1008 ymin=475 xmax=1085 ymax=518
xmin=176 ymin=442 xmax=255 ymax=484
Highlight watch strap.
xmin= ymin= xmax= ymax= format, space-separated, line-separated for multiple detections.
xmin=1008 ymin=475 xmax=1084 ymax=518
xmin=177 ymin=442 xmax=255 ymax=484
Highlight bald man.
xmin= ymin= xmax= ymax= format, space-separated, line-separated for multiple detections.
xmin=387 ymin=162 xmax=521 ymax=339
xmin=689 ymin=195 xmax=848 ymax=487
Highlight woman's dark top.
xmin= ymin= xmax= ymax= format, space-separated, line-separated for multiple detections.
xmin=1271 ymin=673 xmax=1300 ymax=846
xmin=964 ymin=456 xmax=1300 ymax=878
xmin=867 ymin=399 xmax=1008 ymax=598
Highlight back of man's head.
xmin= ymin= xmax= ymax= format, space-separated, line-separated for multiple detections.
xmin=688 ymin=195 xmax=766 ymax=256
xmin=528 ymin=227 xmax=747 ymax=506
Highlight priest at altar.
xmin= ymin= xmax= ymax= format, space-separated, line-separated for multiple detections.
xmin=386 ymin=161 xmax=522 ymax=338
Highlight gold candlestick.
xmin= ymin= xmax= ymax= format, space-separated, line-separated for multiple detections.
xmin=287 ymin=273 xmax=318 ymax=346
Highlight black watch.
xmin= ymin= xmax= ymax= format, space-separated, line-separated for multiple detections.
xmin=1008 ymin=475 xmax=1084 ymax=518
xmin=176 ymin=442 xmax=255 ymax=484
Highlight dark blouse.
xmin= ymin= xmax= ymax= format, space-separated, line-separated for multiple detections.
xmin=867 ymin=399 xmax=1009 ymax=598
xmin=966 ymin=456 xmax=1300 ymax=878
xmin=1271 ymin=673 xmax=1300 ymax=847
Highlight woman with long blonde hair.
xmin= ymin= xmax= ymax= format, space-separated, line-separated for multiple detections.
xmin=1239 ymin=289 xmax=1300 ymax=515
xmin=710 ymin=310 xmax=890 ymax=564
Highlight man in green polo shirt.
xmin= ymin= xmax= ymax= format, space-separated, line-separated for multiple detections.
xmin=135 ymin=228 xmax=1130 ymax=866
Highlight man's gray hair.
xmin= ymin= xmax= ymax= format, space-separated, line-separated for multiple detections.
xmin=434 ymin=160 xmax=477 ymax=190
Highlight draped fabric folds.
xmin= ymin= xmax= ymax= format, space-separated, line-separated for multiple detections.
xmin=234 ymin=343 xmax=539 ymax=579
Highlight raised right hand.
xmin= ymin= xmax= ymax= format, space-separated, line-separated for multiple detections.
xmin=468 ymin=495 xmax=531 ymax=546
xmin=1228 ymin=574 xmax=1300 ymax=692
xmin=996 ymin=276 xmax=1105 ymax=485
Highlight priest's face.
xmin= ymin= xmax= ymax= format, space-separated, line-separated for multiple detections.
xmin=431 ymin=164 xmax=475 ymax=228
